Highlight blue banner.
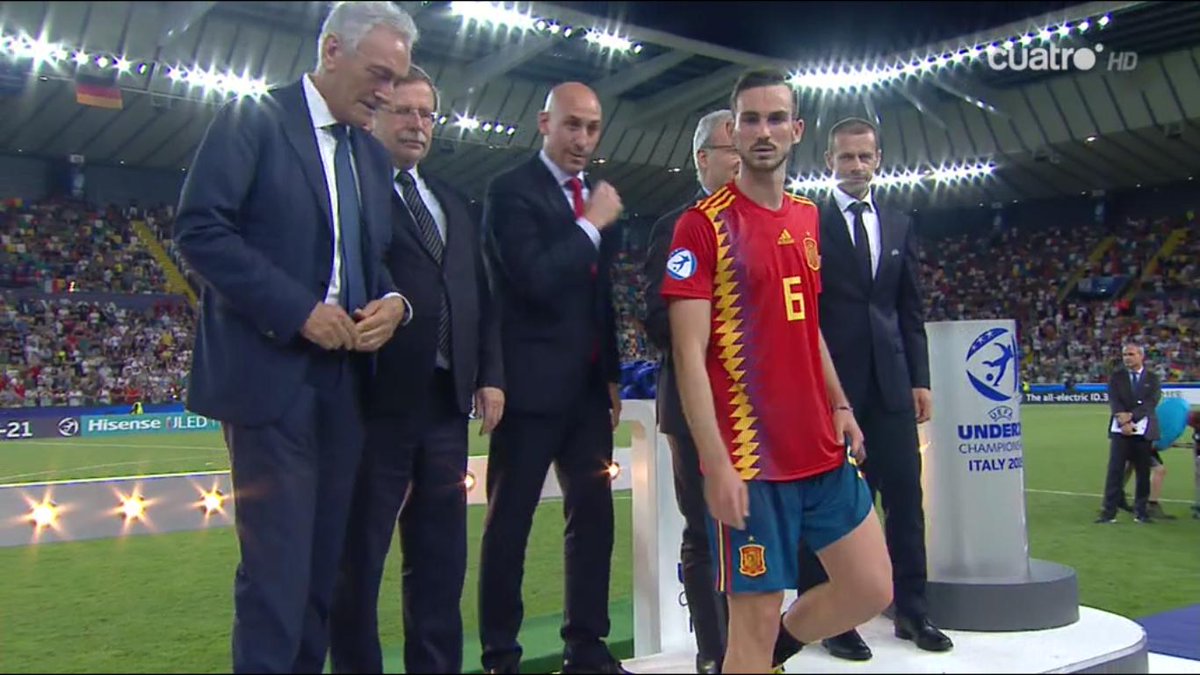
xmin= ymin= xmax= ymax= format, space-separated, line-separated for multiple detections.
xmin=79 ymin=412 xmax=219 ymax=436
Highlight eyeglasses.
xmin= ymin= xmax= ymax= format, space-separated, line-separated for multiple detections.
xmin=390 ymin=106 xmax=438 ymax=124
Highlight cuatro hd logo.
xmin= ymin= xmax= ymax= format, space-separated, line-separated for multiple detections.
xmin=965 ymin=327 xmax=1019 ymax=402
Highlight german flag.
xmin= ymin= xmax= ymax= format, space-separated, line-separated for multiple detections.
xmin=75 ymin=74 xmax=122 ymax=110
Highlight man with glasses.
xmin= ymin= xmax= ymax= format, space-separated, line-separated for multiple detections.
xmin=641 ymin=108 xmax=740 ymax=674
xmin=330 ymin=64 xmax=504 ymax=674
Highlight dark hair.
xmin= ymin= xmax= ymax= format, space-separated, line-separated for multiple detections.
xmin=730 ymin=68 xmax=795 ymax=115
xmin=827 ymin=117 xmax=880 ymax=153
xmin=396 ymin=63 xmax=439 ymax=112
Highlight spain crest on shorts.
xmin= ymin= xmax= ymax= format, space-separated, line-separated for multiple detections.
xmin=803 ymin=236 xmax=820 ymax=271
xmin=738 ymin=542 xmax=767 ymax=577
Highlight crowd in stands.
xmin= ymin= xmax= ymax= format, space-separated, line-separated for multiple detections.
xmin=0 ymin=197 xmax=169 ymax=294
xmin=0 ymin=193 xmax=1196 ymax=409
xmin=0 ymin=295 xmax=192 ymax=408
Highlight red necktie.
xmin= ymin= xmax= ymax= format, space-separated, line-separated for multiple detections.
xmin=568 ymin=178 xmax=600 ymax=363
xmin=566 ymin=177 xmax=586 ymax=218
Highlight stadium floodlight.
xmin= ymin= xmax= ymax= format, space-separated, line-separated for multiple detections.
xmin=73 ymin=49 xmax=88 ymax=65
xmin=481 ymin=121 xmax=493 ymax=132
xmin=506 ymin=125 xmax=517 ymax=135
xmin=1057 ymin=24 xmax=1071 ymax=37
xmin=1078 ymin=20 xmax=1091 ymax=32
xmin=584 ymin=29 xmax=639 ymax=54
xmin=454 ymin=113 xmax=481 ymax=131
xmin=606 ymin=462 xmax=621 ymax=479
xmin=787 ymin=161 xmax=995 ymax=194
xmin=1098 ymin=14 xmax=1110 ymax=27
xmin=448 ymin=1 xmax=538 ymax=32
xmin=464 ymin=471 xmax=477 ymax=492
xmin=95 ymin=55 xmax=110 ymax=69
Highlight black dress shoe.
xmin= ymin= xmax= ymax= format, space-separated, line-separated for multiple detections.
xmin=821 ymin=629 xmax=873 ymax=661
xmin=560 ymin=653 xmax=632 ymax=674
xmin=894 ymin=614 xmax=953 ymax=652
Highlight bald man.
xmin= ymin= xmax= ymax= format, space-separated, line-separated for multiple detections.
xmin=478 ymin=82 xmax=628 ymax=674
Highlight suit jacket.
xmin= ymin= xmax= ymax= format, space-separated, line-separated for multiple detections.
xmin=641 ymin=188 xmax=706 ymax=436
xmin=483 ymin=154 xmax=620 ymax=415
xmin=366 ymin=171 xmax=503 ymax=418
xmin=1108 ymin=367 xmax=1161 ymax=441
xmin=175 ymin=79 xmax=397 ymax=426
xmin=817 ymin=197 xmax=929 ymax=412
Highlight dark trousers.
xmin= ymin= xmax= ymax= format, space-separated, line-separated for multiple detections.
xmin=478 ymin=383 xmax=615 ymax=671
xmin=796 ymin=369 xmax=928 ymax=620
xmin=1102 ymin=435 xmax=1152 ymax=518
xmin=329 ymin=369 xmax=468 ymax=674
xmin=225 ymin=353 xmax=365 ymax=673
xmin=667 ymin=432 xmax=728 ymax=664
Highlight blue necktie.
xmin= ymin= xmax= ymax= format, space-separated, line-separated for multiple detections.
xmin=330 ymin=124 xmax=367 ymax=312
xmin=1131 ymin=371 xmax=1140 ymax=391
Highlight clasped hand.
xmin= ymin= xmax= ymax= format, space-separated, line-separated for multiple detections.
xmin=300 ymin=298 xmax=406 ymax=352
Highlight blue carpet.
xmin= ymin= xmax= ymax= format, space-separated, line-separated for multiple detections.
xmin=1138 ymin=604 xmax=1200 ymax=661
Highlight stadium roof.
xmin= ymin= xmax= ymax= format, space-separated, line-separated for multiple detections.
xmin=0 ymin=1 xmax=1197 ymax=214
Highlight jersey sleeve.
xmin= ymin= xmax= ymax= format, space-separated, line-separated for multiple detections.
xmin=660 ymin=209 xmax=716 ymax=301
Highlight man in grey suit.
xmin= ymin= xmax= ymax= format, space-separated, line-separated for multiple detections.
xmin=174 ymin=2 xmax=415 ymax=670
xmin=1097 ymin=343 xmax=1161 ymax=523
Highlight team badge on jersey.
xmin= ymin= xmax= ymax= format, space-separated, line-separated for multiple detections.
xmin=667 ymin=248 xmax=697 ymax=280
xmin=803 ymin=236 xmax=820 ymax=271
xmin=738 ymin=542 xmax=767 ymax=577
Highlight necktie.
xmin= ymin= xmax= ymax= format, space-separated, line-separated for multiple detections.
xmin=330 ymin=125 xmax=367 ymax=312
xmin=1131 ymin=371 xmax=1140 ymax=391
xmin=566 ymin=177 xmax=586 ymax=218
xmin=396 ymin=172 xmax=451 ymax=367
xmin=848 ymin=201 xmax=873 ymax=284
xmin=566 ymin=177 xmax=600 ymax=363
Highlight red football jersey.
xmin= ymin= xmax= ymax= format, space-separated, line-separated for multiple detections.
xmin=661 ymin=182 xmax=843 ymax=482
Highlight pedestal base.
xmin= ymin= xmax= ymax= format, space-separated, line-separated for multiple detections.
xmin=624 ymin=606 xmax=1146 ymax=674
xmin=925 ymin=559 xmax=1079 ymax=631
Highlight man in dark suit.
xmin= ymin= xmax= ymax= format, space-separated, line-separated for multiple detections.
xmin=173 ymin=3 xmax=416 ymax=671
xmin=329 ymin=65 xmax=504 ymax=674
xmin=641 ymin=108 xmax=740 ymax=675
xmin=478 ymin=81 xmax=627 ymax=675
xmin=1097 ymin=343 xmax=1161 ymax=523
xmin=773 ymin=117 xmax=951 ymax=668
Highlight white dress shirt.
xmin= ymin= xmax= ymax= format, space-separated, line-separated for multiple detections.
xmin=833 ymin=186 xmax=882 ymax=277
xmin=539 ymin=149 xmax=601 ymax=249
xmin=302 ymin=75 xmax=409 ymax=318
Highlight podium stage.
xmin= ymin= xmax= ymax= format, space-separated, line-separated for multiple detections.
xmin=624 ymin=606 xmax=1149 ymax=673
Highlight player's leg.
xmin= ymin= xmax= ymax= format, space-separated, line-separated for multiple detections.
xmin=725 ymin=592 xmax=785 ymax=674
xmin=781 ymin=463 xmax=892 ymax=643
xmin=708 ymin=481 xmax=797 ymax=673
xmin=1146 ymin=452 xmax=1175 ymax=519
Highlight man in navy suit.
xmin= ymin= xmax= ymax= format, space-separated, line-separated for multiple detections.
xmin=1097 ymin=343 xmax=1161 ymax=523
xmin=773 ymin=117 xmax=951 ymax=669
xmin=478 ymin=82 xmax=628 ymax=674
xmin=329 ymin=64 xmax=504 ymax=674
xmin=174 ymin=2 xmax=416 ymax=671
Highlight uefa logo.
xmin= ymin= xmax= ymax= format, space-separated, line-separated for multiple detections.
xmin=666 ymin=248 xmax=697 ymax=281
xmin=57 ymin=417 xmax=80 ymax=437
xmin=965 ymin=328 xmax=1020 ymax=402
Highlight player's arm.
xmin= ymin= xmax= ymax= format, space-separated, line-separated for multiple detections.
xmin=671 ymin=298 xmax=747 ymax=529
xmin=671 ymin=298 xmax=728 ymax=474
xmin=819 ymin=329 xmax=865 ymax=460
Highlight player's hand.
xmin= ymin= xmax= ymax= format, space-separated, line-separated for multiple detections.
xmin=835 ymin=408 xmax=866 ymax=464
xmin=1116 ymin=412 xmax=1133 ymax=424
xmin=608 ymin=382 xmax=622 ymax=430
xmin=583 ymin=181 xmax=623 ymax=230
xmin=913 ymin=387 xmax=933 ymax=424
xmin=352 ymin=296 xmax=407 ymax=352
xmin=705 ymin=463 xmax=749 ymax=530
xmin=301 ymin=302 xmax=358 ymax=350
xmin=1121 ymin=422 xmax=1134 ymax=436
xmin=475 ymin=387 xmax=505 ymax=435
